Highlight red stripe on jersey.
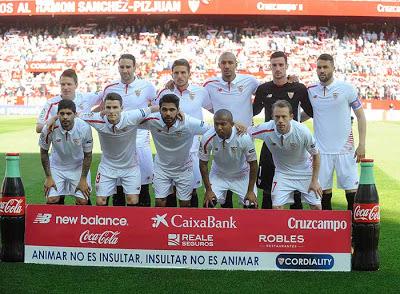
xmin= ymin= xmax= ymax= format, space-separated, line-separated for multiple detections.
xmin=251 ymin=128 xmax=274 ymax=136
xmin=139 ymin=117 xmax=160 ymax=124
xmin=203 ymin=133 xmax=216 ymax=154
xmin=307 ymin=84 xmax=318 ymax=89
xmin=84 ymin=120 xmax=106 ymax=124
xmin=101 ymin=82 xmax=119 ymax=99
xmin=156 ymin=88 xmax=169 ymax=100
xmin=45 ymin=126 xmax=59 ymax=144
xmin=203 ymin=80 xmax=219 ymax=87
xmin=44 ymin=101 xmax=60 ymax=121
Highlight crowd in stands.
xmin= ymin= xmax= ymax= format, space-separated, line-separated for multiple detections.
xmin=1 ymin=18 xmax=400 ymax=106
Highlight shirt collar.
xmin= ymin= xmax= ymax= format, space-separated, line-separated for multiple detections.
xmin=320 ymin=78 xmax=336 ymax=90
xmin=274 ymin=120 xmax=293 ymax=139
xmin=219 ymin=75 xmax=239 ymax=86
xmin=159 ymin=117 xmax=180 ymax=129
xmin=217 ymin=127 xmax=235 ymax=143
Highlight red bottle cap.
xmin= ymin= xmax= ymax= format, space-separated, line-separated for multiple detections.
xmin=361 ymin=159 xmax=374 ymax=162
xmin=6 ymin=153 xmax=20 ymax=156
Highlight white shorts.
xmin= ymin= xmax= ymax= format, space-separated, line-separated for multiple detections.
xmin=271 ymin=173 xmax=321 ymax=206
xmin=48 ymin=168 xmax=91 ymax=199
xmin=319 ymin=153 xmax=359 ymax=190
xmin=95 ymin=164 xmax=141 ymax=197
xmin=191 ymin=151 xmax=202 ymax=189
xmin=153 ymin=163 xmax=193 ymax=201
xmin=137 ymin=145 xmax=154 ymax=185
xmin=210 ymin=171 xmax=257 ymax=205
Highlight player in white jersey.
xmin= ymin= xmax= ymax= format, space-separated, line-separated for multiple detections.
xmin=36 ymin=69 xmax=100 ymax=205
xmin=157 ymin=58 xmax=212 ymax=207
xmin=199 ymin=109 xmax=258 ymax=208
xmin=203 ymin=52 xmax=259 ymax=208
xmin=39 ymin=100 xmax=93 ymax=205
xmin=307 ymin=54 xmax=366 ymax=211
xmin=80 ymin=93 xmax=158 ymax=206
xmin=138 ymin=94 xmax=210 ymax=207
xmin=36 ymin=69 xmax=101 ymax=133
xmin=247 ymin=100 xmax=322 ymax=209
xmin=99 ymin=54 xmax=157 ymax=207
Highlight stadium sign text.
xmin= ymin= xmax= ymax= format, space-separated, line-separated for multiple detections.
xmin=25 ymin=205 xmax=351 ymax=271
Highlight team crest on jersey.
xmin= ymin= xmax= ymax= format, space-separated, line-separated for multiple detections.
xmin=290 ymin=143 xmax=297 ymax=149
xmin=267 ymin=94 xmax=273 ymax=98
xmin=231 ymin=146 xmax=238 ymax=153
xmin=176 ymin=131 xmax=183 ymax=137
xmin=238 ymin=85 xmax=244 ymax=93
xmin=56 ymin=138 xmax=61 ymax=143
xmin=287 ymin=92 xmax=294 ymax=99
xmin=189 ymin=92 xmax=195 ymax=100
xmin=218 ymin=88 xmax=223 ymax=92
xmin=135 ymin=90 xmax=141 ymax=96
xmin=73 ymin=139 xmax=81 ymax=145
xmin=333 ymin=92 xmax=339 ymax=99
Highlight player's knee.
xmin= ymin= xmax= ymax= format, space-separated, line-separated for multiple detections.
xmin=272 ymin=205 xmax=284 ymax=210
xmin=96 ymin=197 xmax=108 ymax=206
xmin=156 ymin=198 xmax=167 ymax=207
xmin=310 ymin=204 xmax=322 ymax=210
xmin=75 ymin=198 xmax=88 ymax=205
xmin=47 ymin=196 xmax=60 ymax=204
xmin=126 ymin=195 xmax=139 ymax=205
xmin=179 ymin=200 xmax=191 ymax=207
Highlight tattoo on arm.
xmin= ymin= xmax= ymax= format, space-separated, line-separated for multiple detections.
xmin=40 ymin=148 xmax=51 ymax=177
xmin=81 ymin=152 xmax=92 ymax=178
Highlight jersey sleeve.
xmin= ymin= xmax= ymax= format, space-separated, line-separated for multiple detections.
xmin=82 ymin=125 xmax=93 ymax=153
xmin=242 ymin=134 xmax=258 ymax=162
xmin=249 ymin=76 xmax=260 ymax=95
xmin=252 ymin=85 xmax=264 ymax=116
xmin=79 ymin=112 xmax=104 ymax=130
xmin=188 ymin=116 xmax=210 ymax=135
xmin=247 ymin=121 xmax=274 ymax=142
xmin=200 ymin=88 xmax=213 ymax=111
xmin=298 ymin=84 xmax=313 ymax=117
xmin=37 ymin=100 xmax=53 ymax=124
xmin=125 ymin=108 xmax=151 ymax=125
xmin=198 ymin=133 xmax=214 ymax=161
xmin=86 ymin=92 xmax=103 ymax=109
xmin=347 ymin=84 xmax=362 ymax=111
xmin=38 ymin=125 xmax=51 ymax=150
xmin=146 ymin=83 xmax=157 ymax=106
xmin=302 ymin=126 xmax=319 ymax=155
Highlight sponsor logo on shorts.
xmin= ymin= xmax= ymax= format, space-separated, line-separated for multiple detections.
xmin=151 ymin=214 xmax=237 ymax=229
xmin=168 ymin=233 xmax=214 ymax=247
xmin=33 ymin=213 xmax=52 ymax=224
xmin=276 ymin=254 xmax=334 ymax=270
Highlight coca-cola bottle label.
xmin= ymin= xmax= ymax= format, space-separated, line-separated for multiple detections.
xmin=0 ymin=196 xmax=25 ymax=216
xmin=353 ymin=203 xmax=380 ymax=223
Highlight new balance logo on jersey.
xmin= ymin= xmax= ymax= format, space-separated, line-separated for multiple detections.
xmin=151 ymin=213 xmax=169 ymax=228
xmin=33 ymin=213 xmax=52 ymax=224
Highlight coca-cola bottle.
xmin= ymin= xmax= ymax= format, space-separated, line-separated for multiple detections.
xmin=0 ymin=153 xmax=25 ymax=262
xmin=352 ymin=159 xmax=380 ymax=271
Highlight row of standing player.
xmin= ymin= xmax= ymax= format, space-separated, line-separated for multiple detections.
xmin=36 ymin=51 xmax=366 ymax=210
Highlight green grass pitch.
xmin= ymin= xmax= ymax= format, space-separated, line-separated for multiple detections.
xmin=0 ymin=117 xmax=399 ymax=293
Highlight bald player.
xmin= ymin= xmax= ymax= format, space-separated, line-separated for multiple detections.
xmin=203 ymin=52 xmax=259 ymax=208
